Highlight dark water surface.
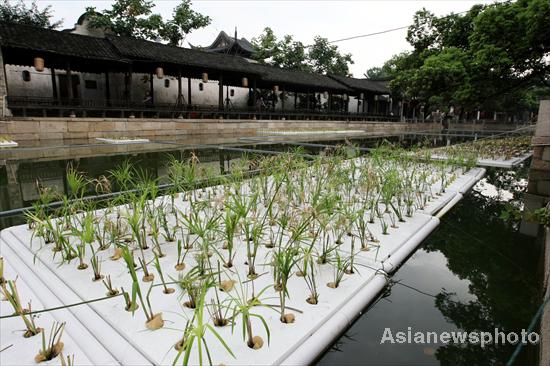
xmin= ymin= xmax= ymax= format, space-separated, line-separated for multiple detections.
xmin=317 ymin=165 xmax=542 ymax=366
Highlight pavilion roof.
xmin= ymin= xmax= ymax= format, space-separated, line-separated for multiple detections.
xmin=0 ymin=21 xmax=356 ymax=93
xmin=328 ymin=74 xmax=390 ymax=94
xmin=0 ymin=22 xmax=122 ymax=62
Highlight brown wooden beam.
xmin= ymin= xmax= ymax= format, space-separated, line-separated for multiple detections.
xmin=105 ymin=71 xmax=111 ymax=107
xmin=50 ymin=67 xmax=57 ymax=100
xmin=218 ymin=74 xmax=224 ymax=111
xmin=187 ymin=77 xmax=192 ymax=107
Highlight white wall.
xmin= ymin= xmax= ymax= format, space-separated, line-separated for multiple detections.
xmin=5 ymin=66 xmax=374 ymax=114
xmin=5 ymin=66 xmax=254 ymax=108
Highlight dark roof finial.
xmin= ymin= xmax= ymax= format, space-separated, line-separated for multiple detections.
xmin=234 ymin=27 xmax=237 ymax=41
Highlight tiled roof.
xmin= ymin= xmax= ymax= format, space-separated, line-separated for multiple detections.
xmin=0 ymin=22 xmax=122 ymax=61
xmin=328 ymin=74 xmax=390 ymax=94
xmin=0 ymin=21 xmax=358 ymax=93
xmin=250 ymin=63 xmax=351 ymax=92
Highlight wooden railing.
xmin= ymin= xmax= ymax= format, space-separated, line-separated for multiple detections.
xmin=6 ymin=95 xmax=399 ymax=122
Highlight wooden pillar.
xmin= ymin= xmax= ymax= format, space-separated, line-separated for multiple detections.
xmin=178 ymin=69 xmax=182 ymax=101
xmin=294 ymin=92 xmax=297 ymax=110
xmin=66 ymin=62 xmax=73 ymax=100
xmin=149 ymin=73 xmax=154 ymax=105
xmin=252 ymin=78 xmax=257 ymax=108
xmin=125 ymin=64 xmax=133 ymax=105
xmin=328 ymin=93 xmax=332 ymax=112
xmin=50 ymin=67 xmax=57 ymax=100
xmin=105 ymin=71 xmax=111 ymax=106
xmin=187 ymin=77 xmax=192 ymax=107
xmin=281 ymin=86 xmax=285 ymax=112
xmin=218 ymin=74 xmax=224 ymax=110
xmin=356 ymin=95 xmax=360 ymax=114
xmin=306 ymin=91 xmax=310 ymax=111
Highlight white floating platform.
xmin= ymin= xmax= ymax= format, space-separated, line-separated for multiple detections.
xmin=258 ymin=130 xmax=365 ymax=136
xmin=0 ymin=140 xmax=18 ymax=148
xmin=431 ymin=152 xmax=532 ymax=168
xmin=96 ymin=138 xmax=150 ymax=144
xmin=0 ymin=166 xmax=485 ymax=366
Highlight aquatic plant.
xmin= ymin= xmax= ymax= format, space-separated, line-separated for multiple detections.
xmin=34 ymin=322 xmax=65 ymax=363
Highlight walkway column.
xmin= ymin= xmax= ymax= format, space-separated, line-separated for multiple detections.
xmin=281 ymin=86 xmax=285 ymax=112
xmin=149 ymin=73 xmax=154 ymax=105
xmin=125 ymin=64 xmax=133 ymax=105
xmin=105 ymin=71 xmax=111 ymax=106
xmin=218 ymin=74 xmax=224 ymax=111
xmin=66 ymin=62 xmax=73 ymax=100
xmin=51 ymin=67 xmax=58 ymax=101
xmin=252 ymin=78 xmax=257 ymax=109
xmin=294 ymin=92 xmax=297 ymax=110
xmin=187 ymin=77 xmax=192 ymax=107
xmin=0 ymin=49 xmax=7 ymax=118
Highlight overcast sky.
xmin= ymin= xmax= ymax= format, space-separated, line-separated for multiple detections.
xmin=35 ymin=0 xmax=499 ymax=77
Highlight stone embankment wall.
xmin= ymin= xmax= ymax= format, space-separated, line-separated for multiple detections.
xmin=0 ymin=117 xmax=441 ymax=141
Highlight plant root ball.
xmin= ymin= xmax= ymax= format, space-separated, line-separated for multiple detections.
xmin=174 ymin=338 xmax=186 ymax=351
xmin=106 ymin=289 xmax=119 ymax=297
xmin=183 ymin=301 xmax=196 ymax=309
xmin=295 ymin=270 xmax=305 ymax=277
xmin=77 ymin=263 xmax=88 ymax=270
xmin=327 ymin=282 xmax=338 ymax=289
xmin=23 ymin=327 xmax=42 ymax=338
xmin=110 ymin=247 xmax=123 ymax=260
xmin=213 ymin=318 xmax=229 ymax=327
xmin=175 ymin=263 xmax=186 ymax=271
xmin=164 ymin=288 xmax=175 ymax=294
xmin=142 ymin=274 xmax=155 ymax=282
xmin=34 ymin=341 xmax=63 ymax=363
xmin=93 ymin=275 xmax=105 ymax=282
xmin=281 ymin=313 xmax=295 ymax=323
xmin=306 ymin=296 xmax=318 ymax=305
xmin=125 ymin=302 xmax=139 ymax=312
xmin=248 ymin=336 xmax=264 ymax=350
xmin=219 ymin=280 xmax=236 ymax=292
xmin=145 ymin=313 xmax=164 ymax=330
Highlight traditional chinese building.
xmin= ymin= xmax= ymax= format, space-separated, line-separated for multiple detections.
xmin=0 ymin=21 xmax=396 ymax=120
xmin=190 ymin=29 xmax=255 ymax=59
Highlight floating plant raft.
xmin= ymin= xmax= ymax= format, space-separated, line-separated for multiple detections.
xmin=427 ymin=136 xmax=533 ymax=168
xmin=0 ymin=148 xmax=485 ymax=365
xmin=0 ymin=140 xmax=18 ymax=148
xmin=258 ymin=130 xmax=365 ymax=136
xmin=96 ymin=137 xmax=150 ymax=144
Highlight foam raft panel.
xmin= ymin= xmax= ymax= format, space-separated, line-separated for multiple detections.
xmin=431 ymin=152 xmax=532 ymax=168
xmin=96 ymin=138 xmax=150 ymax=145
xmin=0 ymin=167 xmax=486 ymax=366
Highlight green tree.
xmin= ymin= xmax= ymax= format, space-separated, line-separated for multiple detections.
xmin=251 ymin=27 xmax=309 ymax=71
xmin=308 ymin=36 xmax=353 ymax=76
xmin=385 ymin=0 xmax=550 ymax=115
xmin=252 ymin=28 xmax=353 ymax=76
xmin=364 ymin=66 xmax=389 ymax=79
xmin=0 ymin=0 xmax=61 ymax=29
xmin=158 ymin=1 xmax=211 ymax=46
xmin=86 ymin=0 xmax=210 ymax=46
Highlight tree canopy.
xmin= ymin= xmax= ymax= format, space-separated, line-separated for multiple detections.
xmin=86 ymin=0 xmax=210 ymax=46
xmin=381 ymin=0 xmax=550 ymax=114
xmin=251 ymin=27 xmax=354 ymax=76
xmin=0 ymin=0 xmax=61 ymax=29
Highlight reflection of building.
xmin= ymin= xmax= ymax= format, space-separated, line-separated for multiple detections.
xmin=0 ymin=20 xmax=396 ymax=120
xmin=190 ymin=29 xmax=255 ymax=59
